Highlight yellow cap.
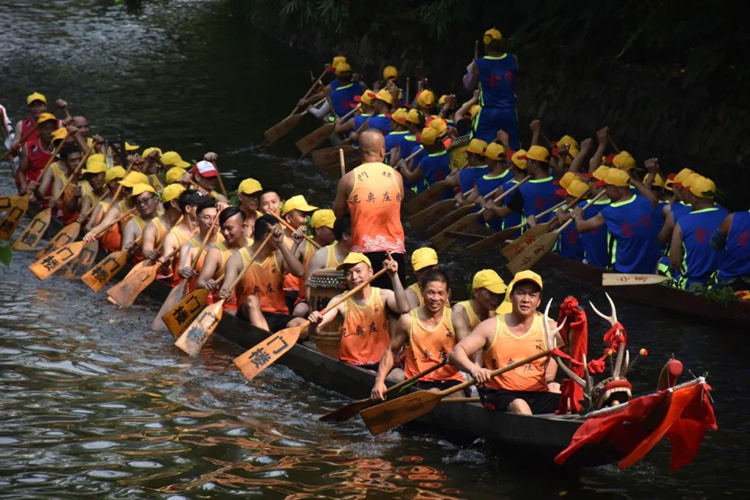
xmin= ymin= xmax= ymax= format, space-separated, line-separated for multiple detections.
xmin=105 ymin=166 xmax=126 ymax=183
xmin=331 ymin=56 xmax=347 ymax=67
xmin=411 ymin=247 xmax=439 ymax=271
xmin=357 ymin=90 xmax=377 ymax=106
xmin=497 ymin=298 xmax=513 ymax=315
xmin=310 ymin=209 xmax=336 ymax=229
xmin=375 ymin=89 xmax=393 ymax=105
xmin=612 ymin=151 xmax=636 ymax=170
xmin=391 ymin=108 xmax=408 ymax=125
xmin=281 ymin=194 xmax=318 ymax=216
xmin=674 ymin=168 xmax=695 ymax=185
xmin=682 ymin=172 xmax=699 ymax=189
xmin=86 ymin=153 xmax=105 ymax=168
xmin=335 ymin=62 xmax=352 ymax=75
xmin=382 ymin=66 xmax=398 ymax=81
xmin=27 ymin=92 xmax=47 ymax=105
xmin=472 ymin=269 xmax=507 ymax=294
xmin=508 ymin=270 xmax=543 ymax=294
xmin=483 ymin=28 xmax=502 ymax=45
xmin=485 ymin=142 xmax=506 ymax=161
xmin=37 ymin=112 xmax=57 ymax=125
xmin=469 ymin=104 xmax=481 ymax=118
xmin=467 ymin=138 xmax=488 ymax=155
xmin=125 ymin=141 xmax=139 ymax=152
xmin=51 ymin=128 xmax=68 ymax=143
xmin=238 ymin=178 xmax=263 ymax=195
xmin=603 ymin=168 xmax=631 ymax=187
xmin=689 ymin=175 xmax=716 ymax=199
xmin=559 ymin=171 xmax=577 ymax=189
xmin=336 ymin=252 xmax=372 ymax=270
xmin=165 ymin=167 xmax=187 ymax=185
xmin=511 ymin=149 xmax=527 ymax=170
xmin=417 ymin=90 xmax=436 ymax=109
xmin=119 ymin=171 xmax=149 ymax=187
xmin=419 ymin=127 xmax=440 ymax=146
xmin=592 ymin=165 xmax=611 ymax=181
xmin=643 ymin=172 xmax=666 ymax=188
xmin=565 ymin=179 xmax=589 ymax=198
xmin=557 ymin=135 xmax=579 ymax=149
xmin=428 ymin=116 xmax=447 ymax=134
xmin=406 ymin=108 xmax=423 ymax=125
xmin=83 ymin=160 xmax=107 ymax=175
xmin=161 ymin=151 xmax=190 ymax=169
xmin=142 ymin=146 xmax=162 ymax=158
xmin=524 ymin=145 xmax=550 ymax=163
xmin=130 ymin=183 xmax=156 ymax=197
xmin=564 ymin=145 xmax=580 ymax=166
xmin=438 ymin=94 xmax=449 ymax=107
xmin=161 ymin=183 xmax=186 ymax=202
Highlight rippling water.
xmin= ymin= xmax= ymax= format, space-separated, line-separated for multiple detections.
xmin=1 ymin=1 xmax=749 ymax=498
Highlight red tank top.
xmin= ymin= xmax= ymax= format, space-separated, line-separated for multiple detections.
xmin=20 ymin=118 xmax=39 ymax=143
xmin=25 ymin=138 xmax=54 ymax=182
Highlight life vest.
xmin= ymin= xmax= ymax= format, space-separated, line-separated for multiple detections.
xmin=404 ymin=307 xmax=462 ymax=381
xmin=339 ymin=287 xmax=390 ymax=366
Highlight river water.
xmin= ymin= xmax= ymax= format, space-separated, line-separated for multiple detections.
xmin=1 ymin=1 xmax=748 ymax=498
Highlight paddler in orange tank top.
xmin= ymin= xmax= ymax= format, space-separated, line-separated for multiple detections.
xmin=140 ymin=184 xmax=187 ymax=261
xmin=405 ymin=247 xmax=439 ymax=309
xmin=371 ymin=269 xmax=466 ymax=400
xmin=121 ymin=183 xmax=161 ymax=256
xmin=280 ymin=195 xmax=319 ymax=315
xmin=177 ymin=198 xmax=219 ymax=292
xmin=83 ymin=166 xmax=127 ymax=237
xmin=451 ymin=270 xmax=565 ymax=415
xmin=305 ymin=216 xmax=352 ymax=292
xmin=237 ymin=178 xmax=263 ymax=239
xmin=71 ymin=159 xmax=108 ymax=226
xmin=196 ymin=206 xmax=248 ymax=313
xmin=82 ymin=171 xmax=148 ymax=248
xmin=334 ymin=129 xmax=407 ymax=289
xmin=308 ymin=252 xmax=410 ymax=369
xmin=220 ymin=214 xmax=306 ymax=332
xmin=452 ymin=270 xmax=506 ymax=339
xmin=158 ymin=189 xmax=208 ymax=283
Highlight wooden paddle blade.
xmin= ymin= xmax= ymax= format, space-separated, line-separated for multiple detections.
xmin=602 ymin=273 xmax=673 ymax=286
xmin=36 ymin=221 xmax=81 ymax=259
xmin=319 ymin=398 xmax=372 ymax=423
xmin=312 ymin=144 xmax=356 ymax=168
xmin=174 ymin=301 xmax=225 ymax=356
xmin=317 ymin=155 xmax=358 ymax=177
xmin=360 ymin=391 xmax=441 ymax=435
xmin=264 ymin=112 xmax=305 ymax=146
xmin=406 ymin=199 xmax=457 ymax=230
xmin=295 ymin=122 xmax=335 ymax=156
xmin=507 ymin=232 xmax=558 ymax=275
xmin=501 ymin=231 xmax=542 ymax=261
xmin=152 ymin=281 xmax=186 ymax=331
xmin=163 ymin=288 xmax=210 ymax=337
xmin=426 ymin=206 xmax=473 ymax=237
xmin=81 ymin=250 xmax=129 ymax=292
xmin=465 ymin=225 xmax=522 ymax=255
xmin=233 ymin=324 xmax=305 ymax=380
xmin=12 ymin=208 xmax=52 ymax=250
xmin=64 ymin=240 xmax=99 ymax=279
xmin=0 ymin=196 xmax=30 ymax=239
xmin=0 ymin=195 xmax=22 ymax=212
xmin=29 ymin=241 xmax=85 ymax=280
xmin=106 ymin=263 xmax=159 ymax=308
xmin=405 ymin=181 xmax=447 ymax=214
xmin=436 ymin=210 xmax=484 ymax=239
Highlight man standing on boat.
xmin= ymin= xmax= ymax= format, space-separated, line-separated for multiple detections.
xmin=450 ymin=270 xmax=563 ymax=415
xmin=333 ymin=129 xmax=406 ymax=289
xmin=371 ymin=269 xmax=466 ymax=400
xmin=308 ymin=252 xmax=410 ymax=369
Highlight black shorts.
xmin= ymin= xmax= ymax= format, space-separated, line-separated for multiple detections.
xmin=237 ymin=307 xmax=293 ymax=333
xmin=362 ymin=251 xmax=406 ymax=290
xmin=415 ymin=379 xmax=470 ymax=396
xmin=479 ymin=388 xmax=560 ymax=414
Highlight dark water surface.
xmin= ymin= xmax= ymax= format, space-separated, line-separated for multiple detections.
xmin=1 ymin=1 xmax=749 ymax=498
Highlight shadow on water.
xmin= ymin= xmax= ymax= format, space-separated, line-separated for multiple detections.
xmin=1 ymin=1 xmax=749 ymax=498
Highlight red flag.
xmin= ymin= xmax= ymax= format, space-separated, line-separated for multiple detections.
xmin=556 ymin=297 xmax=588 ymax=414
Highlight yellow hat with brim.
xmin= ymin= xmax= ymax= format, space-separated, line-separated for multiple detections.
xmin=428 ymin=116 xmax=447 ymax=134
xmin=125 ymin=141 xmax=139 ymax=152
xmin=560 ymin=179 xmax=589 ymax=199
xmin=119 ymin=171 xmax=149 ymax=187
xmin=419 ymin=127 xmax=440 ymax=146
xmin=644 ymin=172 xmax=666 ymax=188
xmin=508 ymin=269 xmax=543 ymax=294
xmin=331 ymin=56 xmax=347 ymax=67
xmin=83 ymin=161 xmax=107 ymax=175
xmin=335 ymin=62 xmax=352 ymax=75
xmin=105 ymin=166 xmax=126 ymax=183
xmin=522 ymin=145 xmax=550 ymax=163
xmin=472 ymin=269 xmax=507 ymax=294
xmin=602 ymin=168 xmax=631 ymax=187
xmin=391 ymin=108 xmax=408 ymax=125
xmin=559 ymin=171 xmax=577 ymax=189
xmin=38 ymin=113 xmax=57 ymax=125
xmin=612 ymin=151 xmax=636 ymax=170
xmin=355 ymin=90 xmax=377 ymax=107
xmin=417 ymin=90 xmax=436 ymax=109
xmin=239 ymin=178 xmax=263 ymax=196
xmin=682 ymin=172 xmax=699 ymax=189
xmin=142 ymin=146 xmax=162 ymax=158
xmin=375 ymin=89 xmax=393 ymax=105
xmin=406 ymin=108 xmax=423 ymax=125
xmin=412 ymin=247 xmax=438 ymax=272
xmin=565 ymin=146 xmax=580 ymax=165
xmin=165 ymin=167 xmax=187 ymax=185
xmin=87 ymin=153 xmax=105 ymax=168
xmin=336 ymin=252 xmax=372 ymax=271
xmin=311 ymin=209 xmax=336 ymax=229
xmin=383 ymin=66 xmax=398 ymax=81
xmin=130 ymin=183 xmax=156 ymax=197
xmin=592 ymin=165 xmax=611 ymax=181
xmin=50 ymin=128 xmax=68 ymax=143
xmin=483 ymin=28 xmax=502 ymax=45
xmin=162 ymin=183 xmax=186 ymax=202
xmin=689 ymin=175 xmax=716 ymax=199
xmin=485 ymin=142 xmax=506 ymax=161
xmin=467 ymin=138 xmax=488 ymax=155
xmin=673 ymin=168 xmax=695 ymax=186
xmin=511 ymin=149 xmax=527 ymax=170
xmin=281 ymin=194 xmax=318 ymax=216
xmin=557 ymin=135 xmax=579 ymax=149
xmin=27 ymin=92 xmax=47 ymax=105
xmin=161 ymin=151 xmax=190 ymax=169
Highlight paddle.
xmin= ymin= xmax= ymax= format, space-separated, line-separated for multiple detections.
xmin=263 ymin=71 xmax=326 ymax=146
xmin=152 ymin=216 xmax=219 ymax=331
xmin=209 ymin=160 xmax=229 ymax=200
xmin=233 ymin=266 xmax=390 ymax=381
xmin=407 ymin=197 xmax=459 ymax=230
xmin=29 ymin=208 xmax=136 ymax=280
xmin=319 ymin=358 xmax=449 ymax=422
xmin=35 ymin=188 xmax=106 ymax=260
xmin=63 ymin=239 xmax=99 ymax=279
xmin=602 ymin=273 xmax=673 ymax=286
xmin=106 ymin=244 xmax=182 ymax=308
xmin=13 ymin=148 xmax=90 ymax=251
xmin=0 ymin=195 xmax=23 ymax=212
xmin=174 ymin=232 xmax=274 ymax=356
xmin=162 ymin=284 xmax=215 ymax=337
xmin=405 ymin=181 xmax=449 ymax=214
xmin=295 ymin=106 xmax=359 ymax=156
xmin=80 ymin=235 xmax=142 ymax=292
xmin=311 ymin=144 xmax=356 ymax=170
xmin=360 ymin=350 xmax=551 ymax=435
xmin=274 ymin=214 xmax=321 ymax=250
xmin=339 ymin=148 xmax=346 ymax=178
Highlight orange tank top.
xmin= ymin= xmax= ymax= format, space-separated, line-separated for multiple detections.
xmin=482 ymin=313 xmax=549 ymax=392
xmin=295 ymin=240 xmax=318 ymax=302
xmin=236 ymin=248 xmax=288 ymax=314
xmin=405 ymin=308 xmax=462 ymax=381
xmin=185 ymin=236 xmax=205 ymax=295
xmin=324 ymin=242 xmax=344 ymax=269
xmin=339 ymin=287 xmax=390 ymax=366
xmin=168 ymin=224 xmax=194 ymax=285
xmin=152 ymin=217 xmax=169 ymax=249
xmin=456 ymin=300 xmax=494 ymax=330
xmin=347 ymin=162 xmax=406 ymax=253
xmin=407 ymin=283 xmax=424 ymax=307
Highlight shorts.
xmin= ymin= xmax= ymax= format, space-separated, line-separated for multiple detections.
xmin=415 ymin=379 xmax=470 ymax=396
xmin=479 ymin=388 xmax=560 ymax=414
xmin=237 ymin=307 xmax=293 ymax=333
xmin=362 ymin=251 xmax=406 ymax=290
xmin=472 ymin=106 xmax=520 ymax=150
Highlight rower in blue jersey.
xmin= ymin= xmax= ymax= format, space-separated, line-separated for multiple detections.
xmin=366 ymin=89 xmax=394 ymax=136
xmin=384 ymin=108 xmax=410 ymax=165
xmin=712 ymin=210 xmax=750 ymax=290
xmin=445 ymin=138 xmax=488 ymax=195
xmin=670 ymin=175 xmax=729 ymax=290
xmin=399 ymin=127 xmax=449 ymax=194
xmin=554 ymin=179 xmax=589 ymax=261
xmin=459 ymin=142 xmax=511 ymax=211
xmin=378 ymin=66 xmax=407 ymax=105
xmin=576 ymin=166 xmax=611 ymax=268
xmin=297 ymin=61 xmax=364 ymax=122
xmin=335 ymin=90 xmax=375 ymax=139
xmin=415 ymin=90 xmax=437 ymax=119
xmin=573 ymin=168 xmax=660 ymax=274
xmin=464 ymin=28 xmax=519 ymax=148
xmin=658 ymin=167 xmax=696 ymax=245
xmin=483 ymin=148 xmax=528 ymax=232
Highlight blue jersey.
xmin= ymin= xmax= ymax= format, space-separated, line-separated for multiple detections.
xmin=579 ymin=199 xmax=610 ymax=268
xmin=329 ymin=83 xmax=363 ymax=118
xmin=474 ymin=169 xmax=512 ymax=198
xmin=678 ymin=205 xmax=729 ymax=285
xmin=671 ymin=201 xmax=692 ymax=224
xmin=353 ymin=113 xmax=372 ymax=131
xmin=601 ymin=195 xmax=660 ymax=273
xmin=494 ymin=178 xmax=524 ymax=232
xmin=458 ymin=166 xmax=489 ymax=193
xmin=384 ymin=130 xmax=410 ymax=165
xmin=517 ymin=176 xmax=561 ymax=223
xmin=368 ymin=114 xmax=392 ymax=136
xmin=476 ymin=54 xmax=517 ymax=109
xmin=557 ymin=210 xmax=584 ymax=261
xmin=717 ymin=211 xmax=750 ymax=281
xmin=418 ymin=150 xmax=451 ymax=192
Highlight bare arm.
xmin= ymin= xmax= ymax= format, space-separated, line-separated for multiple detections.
xmin=83 ymin=203 xmax=121 ymax=241
xmin=382 ymin=262 xmax=409 ymax=314
xmin=405 ymin=287 xmax=420 ymax=310
xmin=177 ymin=240 xmax=197 ymax=278
xmin=17 ymin=147 xmax=30 ymax=194
xmin=218 ymin=250 xmax=244 ymax=299
xmin=449 ymin=317 xmax=495 ymax=382
xmin=574 ymin=211 xmax=605 ymax=233
xmin=140 ymin=222 xmax=159 ymax=260
xmin=529 ymin=119 xmax=541 ymax=147
xmin=196 ymin=247 xmax=222 ymax=290
xmin=158 ymin=232 xmax=180 ymax=265
xmin=659 ymin=210 xmax=675 ymax=245
xmin=588 ymin=127 xmax=608 ymax=172
xmin=121 ymin=219 xmax=140 ymax=251
xmin=333 ymin=172 xmax=353 ymax=218
xmin=669 ymin=222 xmax=684 ymax=271
xmin=372 ymin=314 xmax=409 ymax=400
xmin=567 ymin=138 xmax=592 ymax=174
xmin=451 ymin=304 xmax=480 ymax=363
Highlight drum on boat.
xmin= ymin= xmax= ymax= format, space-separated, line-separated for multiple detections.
xmin=307 ymin=269 xmax=346 ymax=359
